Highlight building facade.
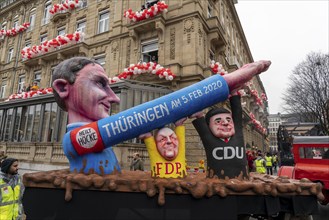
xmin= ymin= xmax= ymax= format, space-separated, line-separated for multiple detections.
xmin=0 ymin=0 xmax=269 ymax=172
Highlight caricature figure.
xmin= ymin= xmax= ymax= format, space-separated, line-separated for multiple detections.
xmin=192 ymin=89 xmax=248 ymax=179
xmin=52 ymin=56 xmax=270 ymax=175
xmin=52 ymin=57 xmax=121 ymax=175
xmin=139 ymin=118 xmax=187 ymax=178
xmin=190 ymin=61 xmax=272 ymax=179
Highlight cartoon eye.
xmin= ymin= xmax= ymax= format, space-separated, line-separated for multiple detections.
xmin=214 ymin=119 xmax=221 ymax=124
xmin=96 ymin=81 xmax=106 ymax=88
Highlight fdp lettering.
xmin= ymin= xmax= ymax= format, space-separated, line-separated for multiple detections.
xmin=155 ymin=162 xmax=182 ymax=176
xmin=212 ymin=146 xmax=244 ymax=160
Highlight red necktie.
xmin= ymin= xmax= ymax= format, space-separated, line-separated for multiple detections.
xmin=224 ymin=138 xmax=229 ymax=143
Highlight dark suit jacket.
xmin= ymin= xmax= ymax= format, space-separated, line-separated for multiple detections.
xmin=193 ymin=95 xmax=248 ymax=179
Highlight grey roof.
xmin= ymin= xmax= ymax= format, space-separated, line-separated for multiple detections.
xmin=293 ymin=136 xmax=329 ymax=144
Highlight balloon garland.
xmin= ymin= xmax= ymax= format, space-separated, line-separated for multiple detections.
xmin=243 ymin=81 xmax=268 ymax=108
xmin=49 ymin=0 xmax=82 ymax=15
xmin=210 ymin=60 xmax=228 ymax=76
xmin=249 ymin=112 xmax=267 ymax=135
xmin=21 ymin=32 xmax=84 ymax=60
xmin=109 ymin=62 xmax=176 ymax=83
xmin=210 ymin=62 xmax=267 ymax=108
xmin=6 ymin=88 xmax=53 ymax=101
xmin=210 ymin=60 xmax=266 ymax=134
xmin=123 ymin=1 xmax=168 ymax=22
xmin=0 ymin=22 xmax=30 ymax=38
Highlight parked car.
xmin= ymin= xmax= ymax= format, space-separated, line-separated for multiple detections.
xmin=278 ymin=136 xmax=329 ymax=205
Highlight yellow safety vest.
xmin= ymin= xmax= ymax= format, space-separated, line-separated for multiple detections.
xmin=265 ymin=156 xmax=273 ymax=167
xmin=0 ymin=177 xmax=23 ymax=220
xmin=255 ymin=159 xmax=266 ymax=174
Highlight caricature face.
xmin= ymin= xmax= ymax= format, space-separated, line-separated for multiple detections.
xmin=209 ymin=113 xmax=235 ymax=139
xmin=66 ymin=63 xmax=120 ymax=122
xmin=155 ymin=127 xmax=179 ymax=161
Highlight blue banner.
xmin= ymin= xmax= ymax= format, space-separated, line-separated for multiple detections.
xmin=96 ymin=74 xmax=229 ymax=147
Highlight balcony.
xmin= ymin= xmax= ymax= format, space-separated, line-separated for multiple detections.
xmin=0 ymin=0 xmax=18 ymax=10
xmin=22 ymin=41 xmax=89 ymax=67
xmin=50 ymin=11 xmax=71 ymax=23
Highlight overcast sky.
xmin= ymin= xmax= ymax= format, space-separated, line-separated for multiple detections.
xmin=235 ymin=0 xmax=329 ymax=114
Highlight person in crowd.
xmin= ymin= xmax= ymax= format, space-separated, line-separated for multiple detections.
xmin=265 ymin=152 xmax=273 ymax=175
xmin=246 ymin=149 xmax=255 ymax=172
xmin=0 ymin=158 xmax=25 ymax=220
xmin=130 ymin=153 xmax=144 ymax=171
xmin=25 ymin=84 xmax=31 ymax=92
xmin=19 ymin=85 xmax=27 ymax=93
xmin=31 ymin=81 xmax=39 ymax=91
xmin=139 ymin=118 xmax=187 ymax=178
xmin=0 ymin=151 xmax=7 ymax=165
xmin=272 ymin=153 xmax=278 ymax=172
xmin=254 ymin=152 xmax=266 ymax=174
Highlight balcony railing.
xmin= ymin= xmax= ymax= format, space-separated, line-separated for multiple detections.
xmin=0 ymin=0 xmax=18 ymax=10
xmin=0 ymin=142 xmax=68 ymax=164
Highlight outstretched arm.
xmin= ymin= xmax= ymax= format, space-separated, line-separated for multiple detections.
xmin=223 ymin=60 xmax=271 ymax=92
xmin=174 ymin=117 xmax=187 ymax=126
xmin=138 ymin=132 xmax=152 ymax=140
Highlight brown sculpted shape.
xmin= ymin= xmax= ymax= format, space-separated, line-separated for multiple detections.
xmin=23 ymin=170 xmax=325 ymax=206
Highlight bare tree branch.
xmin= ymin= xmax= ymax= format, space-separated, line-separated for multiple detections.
xmin=283 ymin=52 xmax=329 ymax=135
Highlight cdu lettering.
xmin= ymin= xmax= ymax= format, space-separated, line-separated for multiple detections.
xmin=212 ymin=146 xmax=244 ymax=160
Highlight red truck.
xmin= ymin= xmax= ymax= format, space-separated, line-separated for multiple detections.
xmin=278 ymin=136 xmax=329 ymax=205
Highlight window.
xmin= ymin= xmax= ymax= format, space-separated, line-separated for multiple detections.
xmin=13 ymin=20 xmax=19 ymax=29
xmin=300 ymin=147 xmax=328 ymax=159
xmin=34 ymin=71 xmax=41 ymax=83
xmin=25 ymin=40 xmax=31 ymax=48
xmin=94 ymin=54 xmax=106 ymax=67
xmin=18 ymin=75 xmax=26 ymax=93
xmin=209 ymin=48 xmax=215 ymax=61
xmin=0 ymin=23 xmax=6 ymax=39
xmin=207 ymin=4 xmax=213 ymax=18
xmin=42 ymin=1 xmax=52 ymax=25
xmin=81 ymin=0 xmax=88 ymax=8
xmin=98 ymin=10 xmax=109 ymax=34
xmin=220 ymin=3 xmax=224 ymax=23
xmin=141 ymin=39 xmax=158 ymax=62
xmin=145 ymin=0 xmax=159 ymax=8
xmin=76 ymin=20 xmax=86 ymax=33
xmin=7 ymin=48 xmax=14 ymax=63
xmin=0 ymin=102 xmax=68 ymax=143
xmin=28 ymin=9 xmax=36 ymax=31
xmin=41 ymin=103 xmax=57 ymax=142
xmin=0 ymin=80 xmax=7 ymax=98
xmin=226 ymin=15 xmax=230 ymax=36
xmin=2 ymin=108 xmax=13 ymax=141
xmin=0 ymin=22 xmax=6 ymax=30
xmin=49 ymin=66 xmax=56 ymax=87
xmin=40 ymin=34 xmax=47 ymax=43
xmin=57 ymin=27 xmax=66 ymax=36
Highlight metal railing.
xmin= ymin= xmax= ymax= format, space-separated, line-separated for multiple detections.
xmin=0 ymin=0 xmax=18 ymax=10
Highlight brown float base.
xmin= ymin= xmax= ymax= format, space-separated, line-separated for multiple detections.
xmin=23 ymin=187 xmax=318 ymax=220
